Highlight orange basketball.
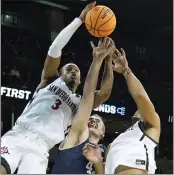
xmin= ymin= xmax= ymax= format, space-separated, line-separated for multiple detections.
xmin=85 ymin=5 xmax=116 ymax=37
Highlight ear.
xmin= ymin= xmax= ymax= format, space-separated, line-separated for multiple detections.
xmin=100 ymin=133 xmax=105 ymax=140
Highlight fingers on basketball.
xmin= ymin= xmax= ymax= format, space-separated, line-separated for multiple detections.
xmin=91 ymin=1 xmax=96 ymax=8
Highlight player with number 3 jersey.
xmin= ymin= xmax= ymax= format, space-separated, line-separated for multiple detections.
xmin=1 ymin=2 xmax=113 ymax=174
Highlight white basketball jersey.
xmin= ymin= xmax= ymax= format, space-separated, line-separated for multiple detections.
xmin=112 ymin=120 xmax=158 ymax=154
xmin=105 ymin=121 xmax=158 ymax=174
xmin=14 ymin=77 xmax=81 ymax=149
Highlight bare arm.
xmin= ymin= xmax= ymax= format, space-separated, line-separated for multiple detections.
xmin=123 ymin=69 xmax=160 ymax=130
xmin=40 ymin=2 xmax=95 ymax=82
xmin=71 ymin=60 xmax=102 ymax=131
xmin=94 ymin=161 xmax=105 ymax=174
xmin=70 ymin=39 xmax=114 ymax=134
xmin=112 ymin=49 xmax=160 ymax=132
xmin=93 ymin=57 xmax=113 ymax=109
xmin=61 ymin=39 xmax=113 ymax=149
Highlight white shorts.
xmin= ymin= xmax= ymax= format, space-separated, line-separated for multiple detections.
xmin=1 ymin=129 xmax=49 ymax=174
xmin=105 ymin=141 xmax=157 ymax=174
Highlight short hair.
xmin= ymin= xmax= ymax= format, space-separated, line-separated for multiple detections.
xmin=92 ymin=114 xmax=103 ymax=120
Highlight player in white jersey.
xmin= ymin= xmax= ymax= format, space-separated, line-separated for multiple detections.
xmin=104 ymin=48 xmax=161 ymax=174
xmin=1 ymin=2 xmax=114 ymax=174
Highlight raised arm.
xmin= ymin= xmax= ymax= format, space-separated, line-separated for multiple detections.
xmin=61 ymin=38 xmax=114 ymax=149
xmin=93 ymin=38 xmax=114 ymax=109
xmin=40 ymin=2 xmax=96 ymax=82
xmin=112 ymin=48 xmax=160 ymax=137
xmin=71 ymin=39 xmax=114 ymax=134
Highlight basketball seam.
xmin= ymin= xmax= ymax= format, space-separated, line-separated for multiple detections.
xmin=93 ymin=7 xmax=106 ymax=36
xmin=97 ymin=29 xmax=102 ymax=37
xmin=89 ymin=10 xmax=93 ymax=32
xmin=98 ymin=27 xmax=114 ymax=37
xmin=98 ymin=14 xmax=115 ymax=31
xmin=86 ymin=23 xmax=115 ymax=31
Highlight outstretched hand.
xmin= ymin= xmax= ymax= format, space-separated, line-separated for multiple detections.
xmin=79 ymin=1 xmax=96 ymax=22
xmin=91 ymin=37 xmax=115 ymax=61
xmin=112 ymin=48 xmax=129 ymax=74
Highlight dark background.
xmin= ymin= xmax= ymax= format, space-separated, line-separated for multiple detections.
xmin=1 ymin=0 xmax=173 ymax=173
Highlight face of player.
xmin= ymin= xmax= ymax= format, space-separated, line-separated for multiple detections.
xmin=132 ymin=111 xmax=142 ymax=124
xmin=88 ymin=116 xmax=105 ymax=141
xmin=60 ymin=63 xmax=81 ymax=90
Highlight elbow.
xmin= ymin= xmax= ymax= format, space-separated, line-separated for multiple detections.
xmin=96 ymin=90 xmax=111 ymax=105
xmin=101 ymin=89 xmax=112 ymax=101
xmin=101 ymin=93 xmax=111 ymax=103
xmin=135 ymin=91 xmax=148 ymax=99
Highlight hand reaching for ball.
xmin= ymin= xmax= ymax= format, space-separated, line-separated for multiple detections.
xmin=90 ymin=37 xmax=115 ymax=61
xmin=112 ymin=48 xmax=129 ymax=74
xmin=79 ymin=1 xmax=96 ymax=22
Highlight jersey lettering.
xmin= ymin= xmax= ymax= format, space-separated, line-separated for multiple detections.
xmin=51 ymin=99 xmax=62 ymax=110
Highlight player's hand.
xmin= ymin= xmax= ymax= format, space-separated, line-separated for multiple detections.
xmin=90 ymin=37 xmax=114 ymax=61
xmin=83 ymin=143 xmax=102 ymax=164
xmin=112 ymin=48 xmax=129 ymax=74
xmin=106 ymin=39 xmax=116 ymax=60
xmin=79 ymin=1 xmax=96 ymax=22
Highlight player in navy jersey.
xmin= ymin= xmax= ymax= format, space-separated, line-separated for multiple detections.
xmin=51 ymin=37 xmax=115 ymax=174
xmin=105 ymin=48 xmax=161 ymax=174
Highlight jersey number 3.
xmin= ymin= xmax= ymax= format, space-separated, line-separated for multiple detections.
xmin=51 ymin=99 xmax=62 ymax=110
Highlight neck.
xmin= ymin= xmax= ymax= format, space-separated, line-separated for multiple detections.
xmin=89 ymin=135 xmax=100 ymax=144
xmin=62 ymin=77 xmax=77 ymax=93
xmin=67 ymin=84 xmax=76 ymax=93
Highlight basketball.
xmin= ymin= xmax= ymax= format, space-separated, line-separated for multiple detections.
xmin=85 ymin=5 xmax=116 ymax=37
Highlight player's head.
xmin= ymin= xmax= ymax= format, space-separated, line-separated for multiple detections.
xmin=88 ymin=114 xmax=105 ymax=142
xmin=132 ymin=110 xmax=142 ymax=124
xmin=59 ymin=63 xmax=81 ymax=92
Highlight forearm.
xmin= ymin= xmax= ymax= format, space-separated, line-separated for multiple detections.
xmin=123 ymin=68 xmax=155 ymax=115
xmin=100 ymin=58 xmax=113 ymax=96
xmin=123 ymin=68 xmax=149 ymax=100
xmin=71 ymin=60 xmax=103 ymax=133
xmin=48 ymin=18 xmax=82 ymax=58
xmin=83 ymin=60 xmax=103 ymax=98
xmin=93 ymin=58 xmax=113 ymax=108
xmin=94 ymin=161 xmax=104 ymax=174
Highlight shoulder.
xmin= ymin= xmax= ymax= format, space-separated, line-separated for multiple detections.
xmin=37 ymin=76 xmax=60 ymax=91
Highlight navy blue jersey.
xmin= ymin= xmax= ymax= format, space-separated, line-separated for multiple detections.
xmin=51 ymin=139 xmax=104 ymax=174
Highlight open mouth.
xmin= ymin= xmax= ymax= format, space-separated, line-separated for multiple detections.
xmin=88 ymin=122 xmax=98 ymax=129
xmin=71 ymin=74 xmax=77 ymax=79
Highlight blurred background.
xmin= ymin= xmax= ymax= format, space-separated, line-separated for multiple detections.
xmin=1 ymin=0 xmax=173 ymax=173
